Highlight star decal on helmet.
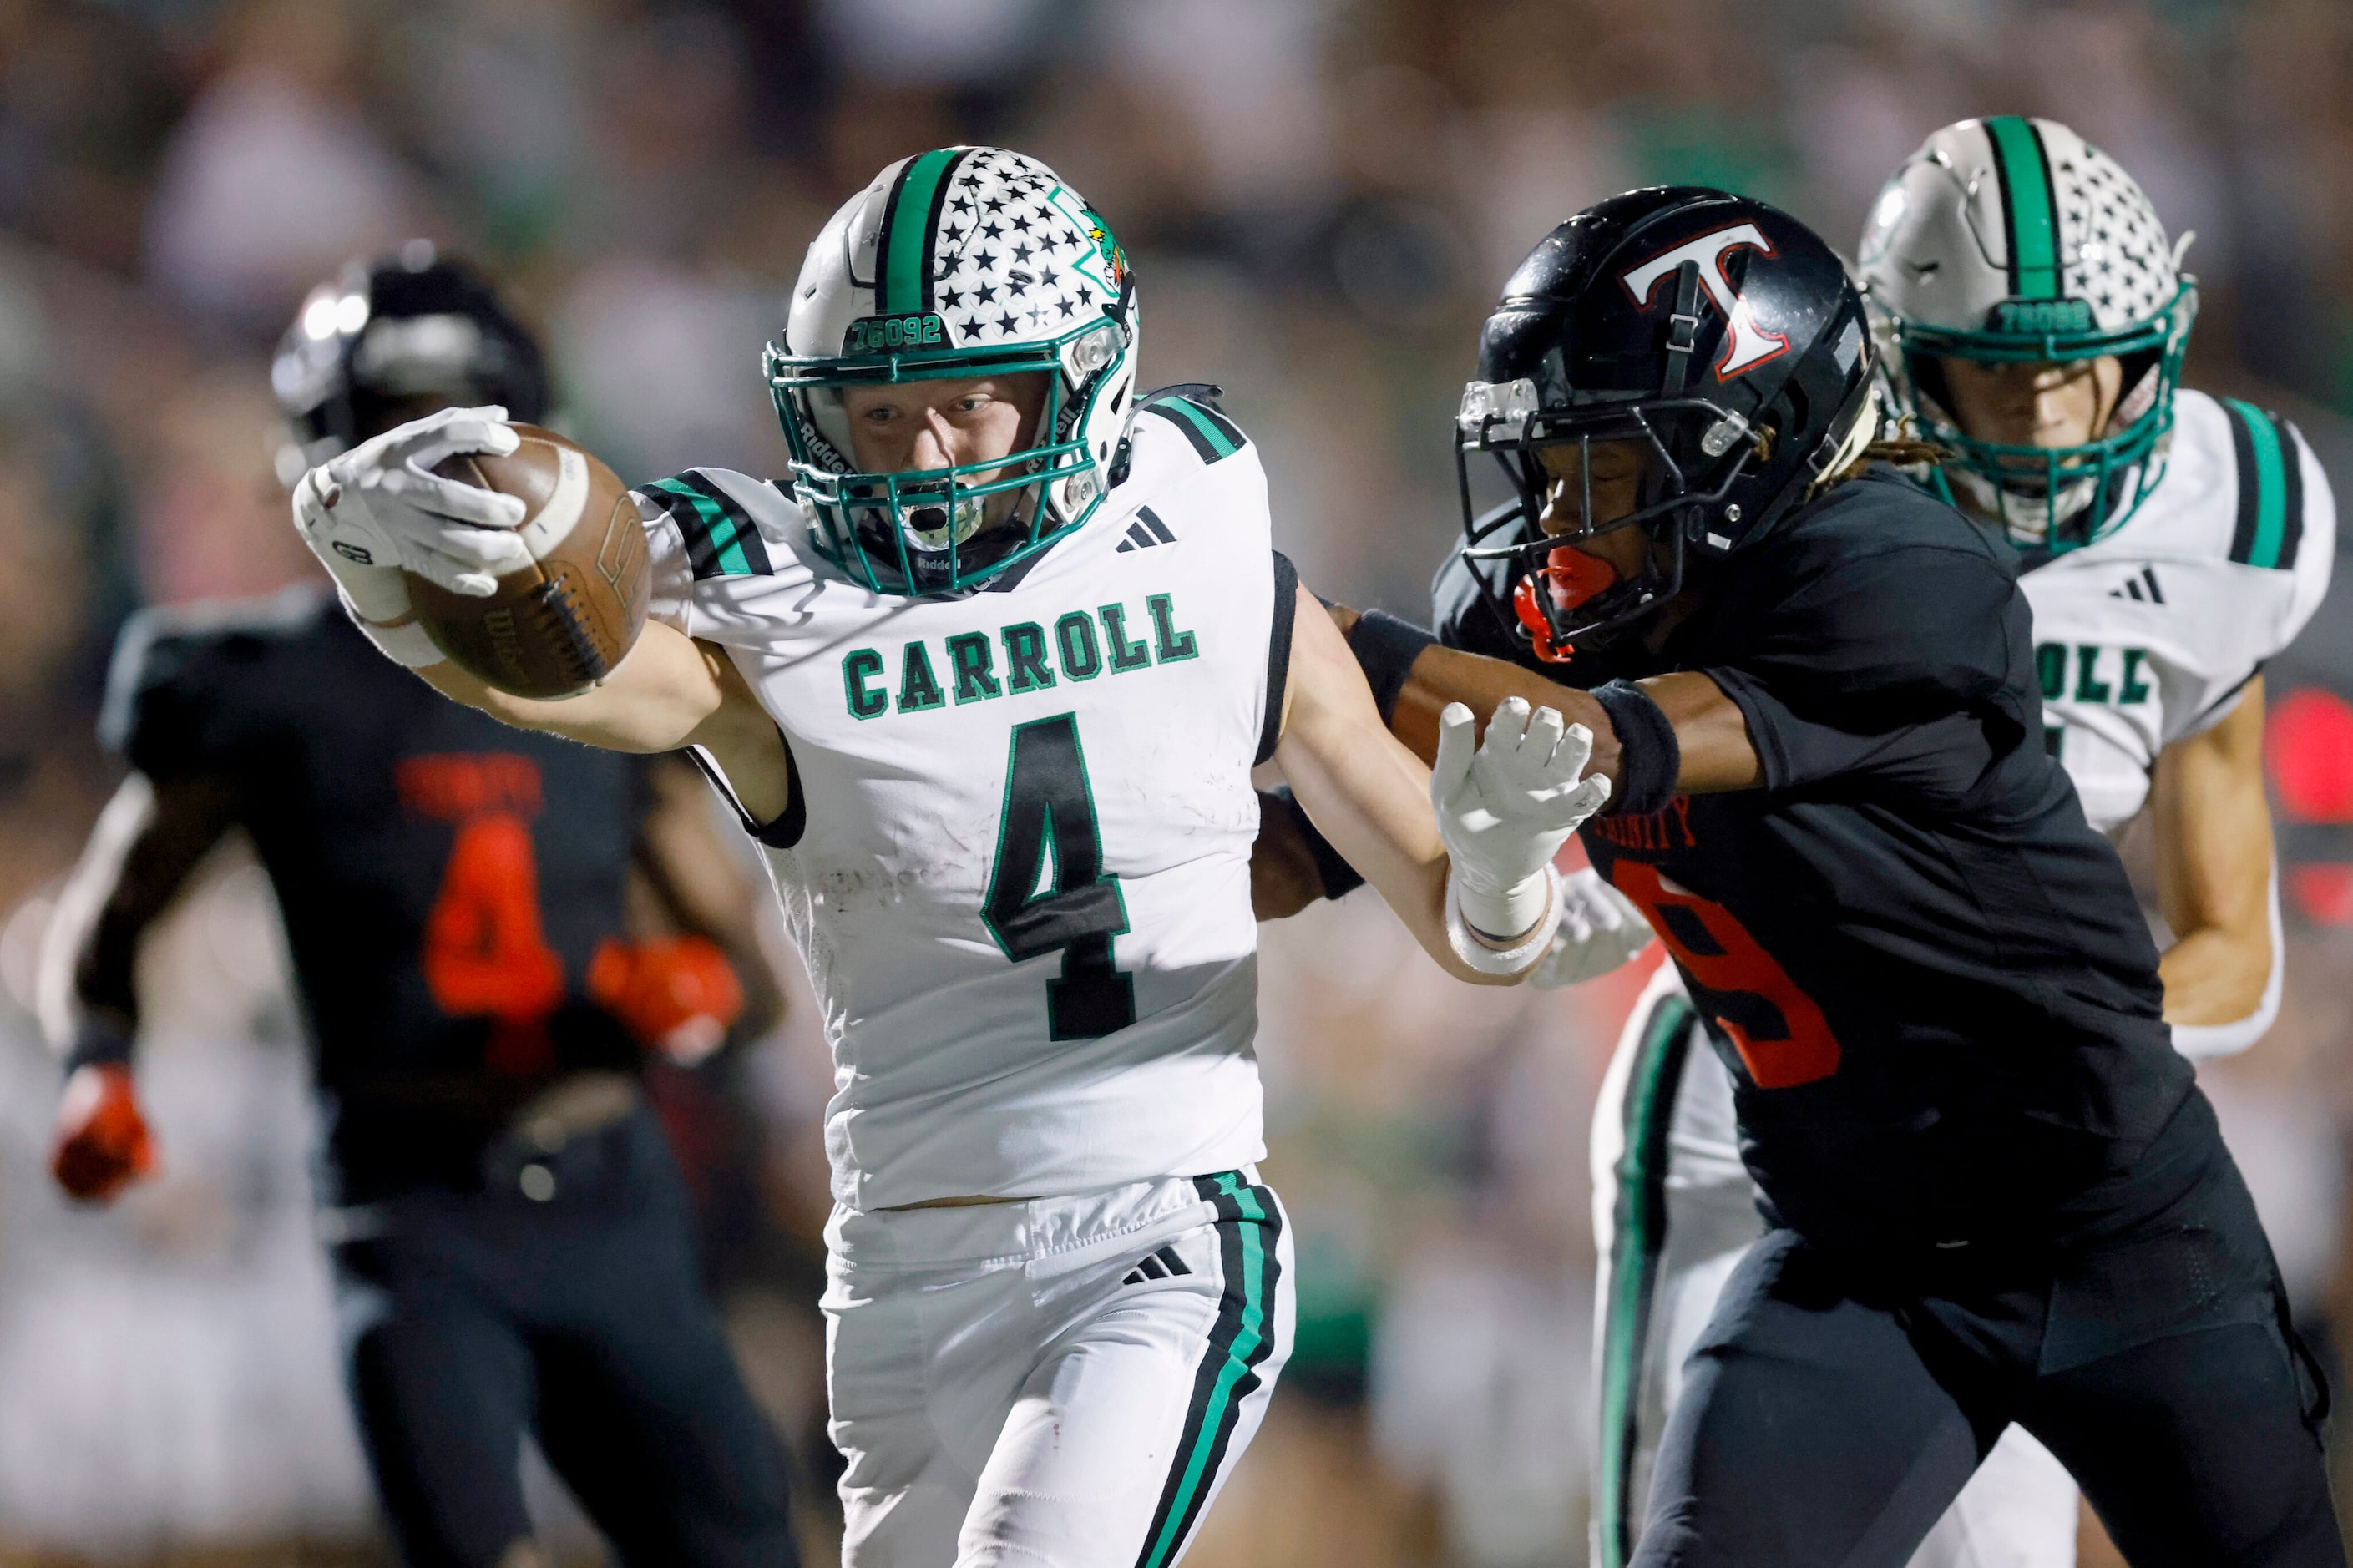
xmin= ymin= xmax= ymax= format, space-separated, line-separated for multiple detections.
xmin=906 ymin=148 xmax=1109 ymax=348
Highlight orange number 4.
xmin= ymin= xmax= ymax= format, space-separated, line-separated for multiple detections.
xmin=421 ymin=811 xmax=566 ymax=1025
xmin=1607 ymin=859 xmax=1841 ymax=1089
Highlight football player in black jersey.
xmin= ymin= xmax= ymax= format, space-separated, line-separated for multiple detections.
xmin=42 ymin=251 xmax=802 ymax=1568
xmin=1257 ymin=190 xmax=2341 ymax=1567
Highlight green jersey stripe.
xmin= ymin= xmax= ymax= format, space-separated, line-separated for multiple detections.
xmin=1136 ymin=1173 xmax=1283 ymax=1568
xmin=2270 ymin=411 xmax=2307 ymax=571
xmin=2224 ymin=399 xmax=2295 ymax=570
xmin=1595 ymin=989 xmax=1701 ymax=1568
xmin=1146 ymin=399 xmax=1242 ymax=463
xmin=644 ymin=475 xmax=772 ymax=579
xmin=878 ymin=148 xmax=964 ymax=317
xmin=1986 ymin=117 xmax=2060 ymax=301
xmin=677 ymin=471 xmax=775 ymax=576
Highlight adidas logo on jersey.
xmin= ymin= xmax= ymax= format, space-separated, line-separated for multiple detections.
xmin=1123 ymin=1245 xmax=1192 ymax=1287
xmin=839 ymin=592 xmax=1202 ymax=720
xmin=1115 ymin=507 xmax=1177 ymax=554
xmin=2107 ymin=566 xmax=2166 ymax=604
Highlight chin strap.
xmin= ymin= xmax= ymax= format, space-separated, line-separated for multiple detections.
xmin=1661 ymin=261 xmax=1703 ymax=397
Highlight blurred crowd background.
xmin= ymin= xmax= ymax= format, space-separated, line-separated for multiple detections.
xmin=4 ymin=0 xmax=2353 ymax=1563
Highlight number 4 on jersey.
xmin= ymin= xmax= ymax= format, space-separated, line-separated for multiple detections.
xmin=984 ymin=714 xmax=1136 ymax=1039
xmin=421 ymin=811 xmax=565 ymax=1024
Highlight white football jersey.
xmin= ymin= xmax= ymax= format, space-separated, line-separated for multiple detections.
xmin=636 ymin=394 xmax=1291 ymax=1211
xmin=2020 ymin=389 xmax=2334 ymax=834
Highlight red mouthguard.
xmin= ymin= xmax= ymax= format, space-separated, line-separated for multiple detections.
xmin=1513 ymin=576 xmax=1573 ymax=663
xmin=1511 ymin=546 xmax=1620 ymax=665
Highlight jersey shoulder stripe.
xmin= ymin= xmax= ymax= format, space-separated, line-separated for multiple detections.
xmin=640 ymin=470 xmax=775 ymax=579
xmin=2221 ymin=398 xmax=2305 ymax=571
xmin=1136 ymin=385 xmax=1247 ymax=464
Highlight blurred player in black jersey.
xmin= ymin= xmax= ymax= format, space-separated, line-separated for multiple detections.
xmin=40 ymin=250 xmax=802 ymax=1568
xmin=1257 ymin=190 xmax=2340 ymax=1567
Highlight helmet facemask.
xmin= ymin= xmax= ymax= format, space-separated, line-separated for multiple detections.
xmin=1455 ymin=362 xmax=1869 ymax=657
xmin=772 ymin=317 xmax=1124 ymax=594
xmin=1881 ymin=284 xmax=2194 ymax=552
xmin=1456 ymin=391 xmax=1748 ymax=656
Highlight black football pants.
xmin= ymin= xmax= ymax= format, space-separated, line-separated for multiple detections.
xmin=1633 ymin=1091 xmax=2342 ymax=1568
xmin=333 ymin=1105 xmax=799 ymax=1568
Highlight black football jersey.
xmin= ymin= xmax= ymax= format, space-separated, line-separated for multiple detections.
xmin=1432 ymin=470 xmax=2194 ymax=1254
xmin=104 ymin=588 xmax=652 ymax=1197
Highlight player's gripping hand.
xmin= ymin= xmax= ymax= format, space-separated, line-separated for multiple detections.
xmin=1432 ymin=697 xmax=1612 ymax=969
xmin=291 ymin=406 xmax=530 ymax=664
xmin=48 ymin=1064 xmax=156 ymax=1204
xmin=1527 ymin=867 xmax=1654 ymax=989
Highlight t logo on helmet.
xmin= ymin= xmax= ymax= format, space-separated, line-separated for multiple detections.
xmin=1621 ymin=224 xmax=1791 ymax=379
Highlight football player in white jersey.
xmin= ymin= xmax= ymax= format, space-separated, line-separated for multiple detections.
xmin=283 ymin=147 xmax=1612 ymax=1568
xmin=1575 ymin=119 xmax=2334 ymax=1568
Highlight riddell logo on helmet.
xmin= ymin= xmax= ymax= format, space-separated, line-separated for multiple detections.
xmin=1621 ymin=225 xmax=1791 ymax=378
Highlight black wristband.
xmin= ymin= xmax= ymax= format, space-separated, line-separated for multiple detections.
xmin=1271 ymin=786 xmax=1366 ymax=900
xmin=1590 ymin=680 xmax=1680 ymax=817
xmin=64 ymin=1015 xmax=135 ymax=1075
xmin=1346 ymin=610 xmax=1438 ymax=726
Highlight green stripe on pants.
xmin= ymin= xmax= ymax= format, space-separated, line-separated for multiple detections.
xmin=1137 ymin=1174 xmax=1274 ymax=1568
xmin=1596 ymin=993 xmax=1699 ymax=1568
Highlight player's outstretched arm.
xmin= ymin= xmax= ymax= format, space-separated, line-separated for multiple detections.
xmin=1273 ymin=586 xmax=1604 ymax=984
xmin=38 ymin=771 xmax=237 ymax=1201
xmin=1341 ymin=605 xmax=1762 ymax=797
xmin=2151 ymin=680 xmax=2281 ymax=1056
xmin=416 ymin=625 xmax=793 ymax=827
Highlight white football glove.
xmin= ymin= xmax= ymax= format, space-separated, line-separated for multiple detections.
xmin=1526 ymin=867 xmax=1654 ymax=989
xmin=291 ymin=405 xmax=532 ymax=665
xmin=1432 ymin=696 xmax=1612 ymax=974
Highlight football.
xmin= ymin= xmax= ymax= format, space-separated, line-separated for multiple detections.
xmin=408 ymin=424 xmax=649 ymax=700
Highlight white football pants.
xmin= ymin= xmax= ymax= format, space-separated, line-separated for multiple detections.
xmin=1590 ymin=962 xmax=2079 ymax=1568
xmin=823 ymin=1169 xmax=1293 ymax=1568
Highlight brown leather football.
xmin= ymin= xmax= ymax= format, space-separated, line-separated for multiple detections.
xmin=411 ymin=424 xmax=648 ymax=700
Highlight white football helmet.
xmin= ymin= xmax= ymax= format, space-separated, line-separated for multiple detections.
xmin=1856 ymin=116 xmax=2196 ymax=549
xmin=766 ymin=146 xmax=1139 ymax=594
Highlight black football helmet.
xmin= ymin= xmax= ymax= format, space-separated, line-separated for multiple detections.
xmin=269 ymin=243 xmax=549 ymax=486
xmin=1455 ymin=187 xmax=1875 ymax=657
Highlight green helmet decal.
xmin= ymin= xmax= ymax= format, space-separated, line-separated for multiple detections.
xmin=1986 ymin=116 xmax=2060 ymax=302
xmin=1858 ymin=116 xmax=2197 ymax=550
xmin=874 ymin=146 xmax=969 ymax=321
xmin=767 ymin=146 xmax=1141 ymax=598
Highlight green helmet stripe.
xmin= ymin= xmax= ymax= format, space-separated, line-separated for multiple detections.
xmin=1986 ymin=117 xmax=2060 ymax=300
xmin=877 ymin=147 xmax=967 ymax=316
